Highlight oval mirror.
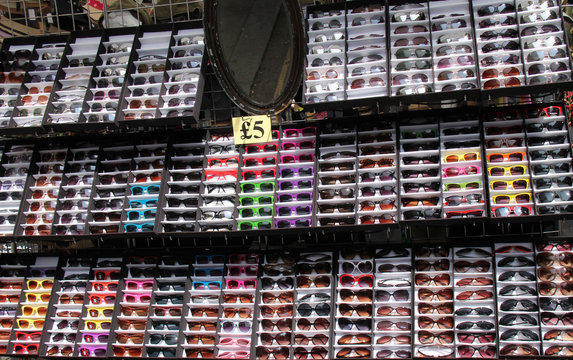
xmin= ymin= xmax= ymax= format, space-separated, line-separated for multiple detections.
xmin=204 ymin=0 xmax=305 ymax=115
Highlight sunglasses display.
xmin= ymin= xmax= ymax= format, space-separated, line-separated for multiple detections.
xmin=159 ymin=29 xmax=204 ymax=120
xmin=484 ymin=105 xmax=573 ymax=217
xmin=90 ymin=34 xmax=135 ymax=125
xmin=357 ymin=121 xmax=398 ymax=225
xmin=41 ymin=257 xmax=89 ymax=356
xmin=496 ymin=242 xmax=541 ymax=356
xmin=186 ymin=254 xmax=218 ymax=356
xmin=484 ymin=110 xmax=531 ymax=218
xmin=346 ymin=3 xmax=387 ymax=100
xmin=256 ymin=253 xmax=295 ymax=360
xmin=441 ymin=116 xmax=486 ymax=219
xmin=90 ymin=142 xmax=163 ymax=235
xmin=335 ymin=248 xmax=372 ymax=359
xmin=274 ymin=127 xmax=316 ymax=230
xmin=88 ymin=144 xmax=132 ymax=235
xmin=414 ymin=245 xmax=454 ymax=357
xmin=46 ymin=36 xmax=98 ymax=126
xmin=453 ymin=247 xmax=497 ymax=358
xmin=164 ymin=141 xmax=204 ymax=233
xmin=308 ymin=0 xmax=568 ymax=101
xmin=400 ymin=119 xmax=443 ymax=221
xmin=52 ymin=145 xmax=97 ymax=236
xmin=19 ymin=146 xmax=68 ymax=236
xmin=126 ymin=144 xmax=164 ymax=234
xmin=238 ymin=135 xmax=277 ymax=231
xmin=389 ymin=3 xmax=433 ymax=96
xmin=12 ymin=257 xmax=57 ymax=356
xmin=317 ymin=124 xmax=357 ymax=227
xmin=292 ymin=252 xmax=331 ymax=359
xmin=147 ymin=259 xmax=186 ymax=357
xmin=0 ymin=3 xmax=572 ymax=151
xmin=113 ymin=257 xmax=157 ymax=357
xmin=200 ymin=133 xmax=238 ymax=232
xmin=0 ymin=144 xmax=33 ymax=236
xmin=205 ymin=255 xmax=252 ymax=358
xmin=75 ymin=257 xmax=121 ymax=357
xmin=0 ymin=257 xmax=27 ymax=354
xmin=474 ymin=0 xmax=525 ymax=90
xmin=519 ymin=1 xmax=570 ymax=85
xmin=536 ymin=240 xmax=573 ymax=356
xmin=120 ymin=31 xmax=169 ymax=123
xmin=11 ymin=41 xmax=65 ymax=129
xmin=524 ymin=106 xmax=573 ymax=215
xmin=0 ymin=103 xmax=570 ymax=234
xmin=0 ymin=41 xmax=35 ymax=129
xmin=431 ymin=2 xmax=478 ymax=92
xmin=373 ymin=248 xmax=412 ymax=357
xmin=303 ymin=6 xmax=346 ymax=104
xmin=2 ymin=244 xmax=573 ymax=357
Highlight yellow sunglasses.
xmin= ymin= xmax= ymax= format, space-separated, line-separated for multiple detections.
xmin=490 ymin=179 xmax=529 ymax=191
xmin=25 ymin=292 xmax=51 ymax=303
xmin=22 ymin=305 xmax=48 ymax=317
xmin=492 ymin=193 xmax=532 ymax=205
xmin=26 ymin=279 xmax=53 ymax=290
xmin=17 ymin=318 xmax=45 ymax=329
xmin=488 ymin=165 xmax=526 ymax=176
xmin=444 ymin=152 xmax=480 ymax=163
xmin=87 ymin=307 xmax=114 ymax=318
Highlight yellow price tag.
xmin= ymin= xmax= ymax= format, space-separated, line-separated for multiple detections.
xmin=232 ymin=115 xmax=272 ymax=145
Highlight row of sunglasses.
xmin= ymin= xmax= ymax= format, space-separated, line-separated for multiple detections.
xmin=0 ymin=25 xmax=204 ymax=130
xmin=482 ymin=105 xmax=573 ymax=218
xmin=304 ymin=0 xmax=571 ymax=103
xmin=1 ymin=0 xmax=571 ymax=136
xmin=0 ymin=242 xmax=572 ymax=358
xmin=0 ymin=105 xmax=571 ymax=235
xmin=410 ymin=244 xmax=497 ymax=359
xmin=0 ymin=256 xmax=58 ymax=357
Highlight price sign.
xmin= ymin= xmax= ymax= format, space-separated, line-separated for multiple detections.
xmin=232 ymin=115 xmax=273 ymax=145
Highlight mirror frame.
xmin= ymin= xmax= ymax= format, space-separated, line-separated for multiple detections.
xmin=203 ymin=0 xmax=305 ymax=115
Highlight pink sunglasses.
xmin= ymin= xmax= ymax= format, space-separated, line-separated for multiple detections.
xmin=123 ymin=293 xmax=151 ymax=303
xmin=226 ymin=279 xmax=256 ymax=290
xmin=125 ymin=280 xmax=154 ymax=290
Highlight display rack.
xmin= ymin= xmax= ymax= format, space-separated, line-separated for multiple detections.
xmin=1 ymin=2 xmax=573 ymax=359
xmin=0 ymin=103 xmax=569 ymax=240
xmin=0 ymin=23 xmax=205 ymax=135
xmin=0 ymin=242 xmax=570 ymax=359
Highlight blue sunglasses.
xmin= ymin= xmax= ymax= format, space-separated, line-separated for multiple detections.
xmin=131 ymin=185 xmax=160 ymax=195
xmin=192 ymin=281 xmax=221 ymax=290
xmin=124 ymin=223 xmax=154 ymax=232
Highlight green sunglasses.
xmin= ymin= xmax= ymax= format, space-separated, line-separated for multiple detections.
xmin=443 ymin=181 xmax=482 ymax=192
xmin=238 ymin=220 xmax=272 ymax=230
xmin=239 ymin=196 xmax=274 ymax=206
xmin=239 ymin=207 xmax=273 ymax=218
